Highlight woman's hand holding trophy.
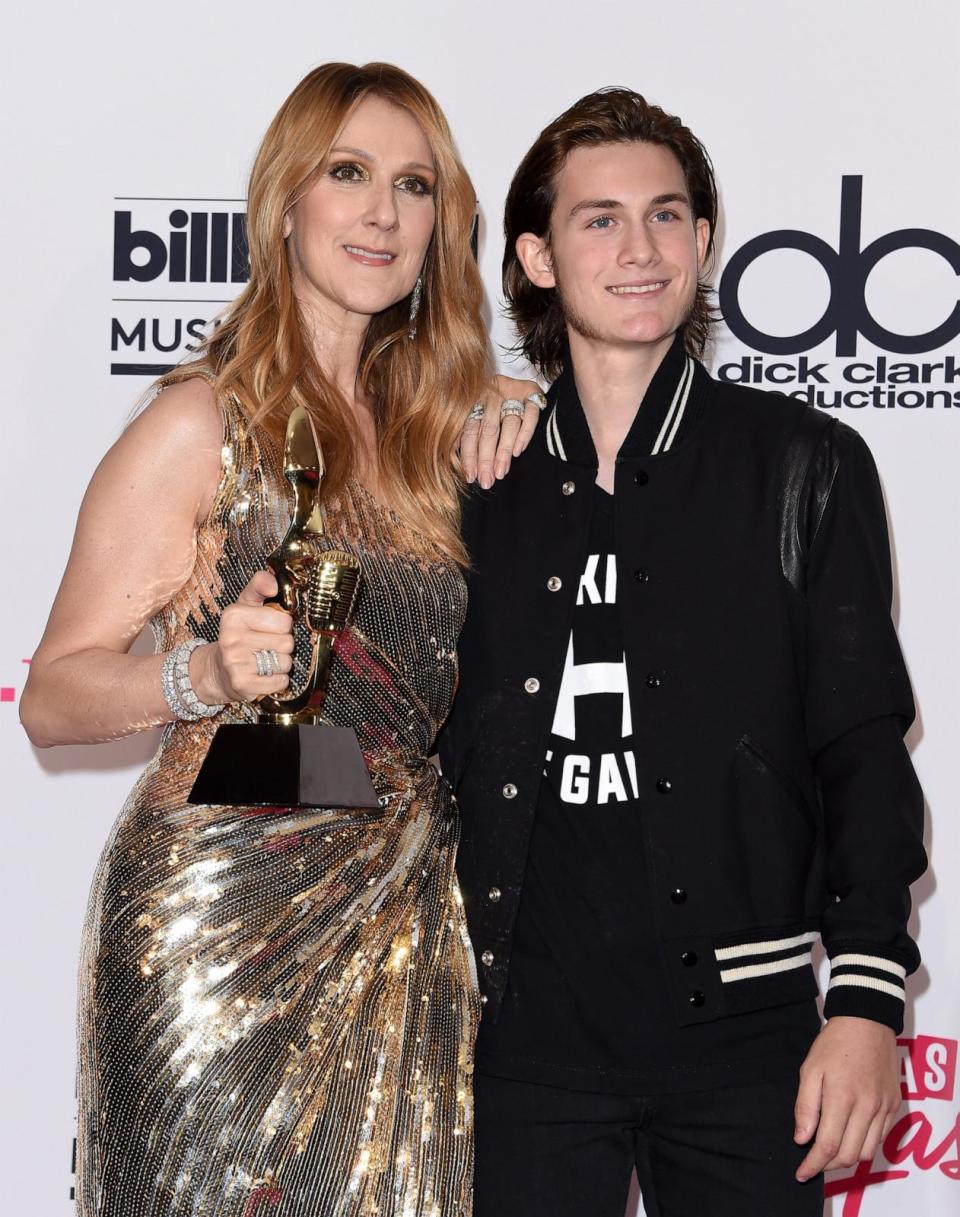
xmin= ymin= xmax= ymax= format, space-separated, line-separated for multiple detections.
xmin=190 ymin=569 xmax=295 ymax=705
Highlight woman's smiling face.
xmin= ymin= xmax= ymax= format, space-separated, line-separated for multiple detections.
xmin=283 ymin=94 xmax=437 ymax=325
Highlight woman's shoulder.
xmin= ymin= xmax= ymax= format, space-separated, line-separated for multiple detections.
xmin=135 ymin=374 xmax=223 ymax=449
xmin=104 ymin=375 xmax=226 ymax=524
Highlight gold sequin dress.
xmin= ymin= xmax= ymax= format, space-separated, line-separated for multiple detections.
xmin=76 ymin=396 xmax=480 ymax=1216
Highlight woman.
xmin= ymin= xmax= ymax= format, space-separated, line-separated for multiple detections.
xmin=20 ymin=62 xmax=539 ymax=1215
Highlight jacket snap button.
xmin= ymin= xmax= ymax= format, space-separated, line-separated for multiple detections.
xmin=502 ymin=783 xmax=518 ymax=799
xmin=634 ymin=470 xmax=650 ymax=486
xmin=646 ymin=673 xmax=661 ymax=689
xmin=670 ymin=887 xmax=688 ymax=904
xmin=481 ymin=950 xmax=495 ymax=966
xmin=681 ymin=950 xmax=698 ymax=967
xmin=688 ymin=990 xmax=706 ymax=1008
xmin=488 ymin=887 xmax=501 ymax=902
xmin=656 ymin=777 xmax=672 ymax=794
xmin=562 ymin=480 xmax=576 ymax=496
xmin=524 ymin=677 xmax=540 ymax=694
xmin=633 ymin=568 xmax=649 ymax=583
xmin=547 ymin=576 xmax=562 ymax=592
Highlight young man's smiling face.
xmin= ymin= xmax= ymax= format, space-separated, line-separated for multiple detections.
xmin=517 ymin=139 xmax=710 ymax=356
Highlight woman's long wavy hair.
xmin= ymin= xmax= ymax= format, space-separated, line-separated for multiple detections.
xmin=503 ymin=88 xmax=719 ymax=381
xmin=162 ymin=62 xmax=488 ymax=563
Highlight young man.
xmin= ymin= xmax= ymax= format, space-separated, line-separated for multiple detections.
xmin=439 ymin=89 xmax=926 ymax=1216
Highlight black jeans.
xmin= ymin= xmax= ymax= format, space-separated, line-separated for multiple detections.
xmin=473 ymin=1071 xmax=824 ymax=1217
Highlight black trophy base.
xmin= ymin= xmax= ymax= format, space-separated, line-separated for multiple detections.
xmin=187 ymin=723 xmax=380 ymax=809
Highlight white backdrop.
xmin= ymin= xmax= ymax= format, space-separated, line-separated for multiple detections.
xmin=1 ymin=2 xmax=957 ymax=1214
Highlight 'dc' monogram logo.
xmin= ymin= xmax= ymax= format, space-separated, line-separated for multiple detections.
xmin=719 ymin=176 xmax=960 ymax=356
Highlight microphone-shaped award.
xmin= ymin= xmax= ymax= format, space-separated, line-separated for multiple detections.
xmin=188 ymin=406 xmax=380 ymax=809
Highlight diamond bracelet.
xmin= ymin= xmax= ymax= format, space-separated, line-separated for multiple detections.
xmin=161 ymin=638 xmax=224 ymax=721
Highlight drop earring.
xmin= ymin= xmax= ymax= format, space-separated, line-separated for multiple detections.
xmin=407 ymin=275 xmax=423 ymax=341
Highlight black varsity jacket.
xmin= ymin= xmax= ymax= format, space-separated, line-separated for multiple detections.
xmin=438 ymin=335 xmax=926 ymax=1035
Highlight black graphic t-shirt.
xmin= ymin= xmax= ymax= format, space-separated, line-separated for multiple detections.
xmin=476 ymin=487 xmax=820 ymax=1094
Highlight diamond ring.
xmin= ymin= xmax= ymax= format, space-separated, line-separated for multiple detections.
xmin=255 ymin=648 xmax=281 ymax=678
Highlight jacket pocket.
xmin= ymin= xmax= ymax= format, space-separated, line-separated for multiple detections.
xmin=737 ymin=735 xmax=818 ymax=833
xmin=720 ymin=735 xmax=818 ymax=923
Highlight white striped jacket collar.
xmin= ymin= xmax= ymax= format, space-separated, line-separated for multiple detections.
xmin=543 ymin=333 xmax=705 ymax=464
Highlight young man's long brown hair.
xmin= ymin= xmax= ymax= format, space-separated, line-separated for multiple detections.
xmin=503 ymin=87 xmax=719 ymax=381
xmin=162 ymin=62 xmax=488 ymax=563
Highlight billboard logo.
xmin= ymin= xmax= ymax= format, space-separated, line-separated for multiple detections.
xmin=720 ymin=176 xmax=960 ymax=356
xmin=114 ymin=207 xmax=248 ymax=285
xmin=110 ymin=196 xmax=248 ymax=377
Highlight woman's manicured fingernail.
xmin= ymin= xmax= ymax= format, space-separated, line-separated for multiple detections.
xmin=495 ymin=461 xmax=506 ymax=479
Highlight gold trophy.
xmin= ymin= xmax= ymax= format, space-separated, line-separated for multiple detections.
xmin=188 ymin=406 xmax=379 ymax=809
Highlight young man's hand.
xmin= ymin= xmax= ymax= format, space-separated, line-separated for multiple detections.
xmin=794 ymin=1016 xmax=901 ymax=1181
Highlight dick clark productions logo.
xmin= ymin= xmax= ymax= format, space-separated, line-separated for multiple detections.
xmin=720 ymin=176 xmax=960 ymax=356
xmin=718 ymin=176 xmax=960 ymax=410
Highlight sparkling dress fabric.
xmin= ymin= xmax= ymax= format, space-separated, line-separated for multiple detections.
xmin=76 ymin=395 xmax=479 ymax=1216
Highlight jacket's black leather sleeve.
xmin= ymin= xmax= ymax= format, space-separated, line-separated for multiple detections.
xmin=804 ymin=423 xmax=926 ymax=1032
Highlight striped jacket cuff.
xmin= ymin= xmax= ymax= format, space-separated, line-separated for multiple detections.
xmin=715 ymin=930 xmax=816 ymax=983
xmin=824 ymin=950 xmax=908 ymax=1033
